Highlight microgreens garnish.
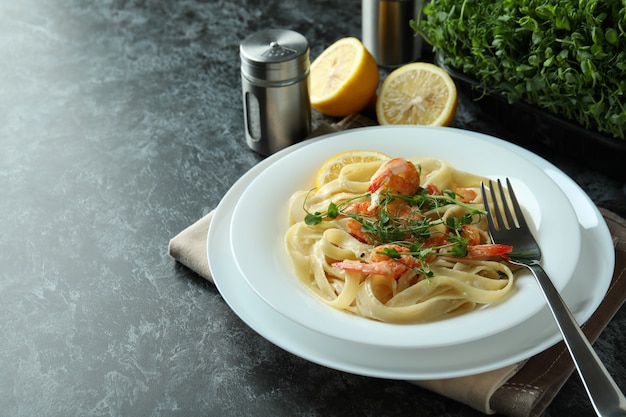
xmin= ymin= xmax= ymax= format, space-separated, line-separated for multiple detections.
xmin=396 ymin=187 xmax=483 ymax=213
xmin=302 ymin=191 xmax=361 ymax=226
xmin=302 ymin=187 xmax=487 ymax=278
xmin=303 ymin=201 xmax=339 ymax=226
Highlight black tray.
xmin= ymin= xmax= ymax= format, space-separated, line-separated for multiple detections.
xmin=438 ymin=57 xmax=626 ymax=182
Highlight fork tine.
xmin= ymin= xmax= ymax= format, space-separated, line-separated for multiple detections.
xmin=484 ymin=178 xmax=541 ymax=259
xmin=494 ymin=179 xmax=516 ymax=230
xmin=505 ymin=178 xmax=528 ymax=230
xmin=480 ymin=181 xmax=498 ymax=231
xmin=482 ymin=179 xmax=524 ymax=231
xmin=484 ymin=180 xmax=507 ymax=230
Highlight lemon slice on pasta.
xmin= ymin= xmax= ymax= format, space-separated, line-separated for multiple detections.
xmin=315 ymin=150 xmax=390 ymax=188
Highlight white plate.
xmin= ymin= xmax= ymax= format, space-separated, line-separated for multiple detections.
xmin=229 ymin=126 xmax=581 ymax=348
xmin=207 ymin=127 xmax=613 ymax=379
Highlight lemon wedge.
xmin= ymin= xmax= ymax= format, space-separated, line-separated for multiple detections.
xmin=310 ymin=37 xmax=379 ymax=117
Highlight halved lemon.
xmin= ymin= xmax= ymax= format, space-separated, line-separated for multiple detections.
xmin=315 ymin=150 xmax=390 ymax=188
xmin=376 ymin=62 xmax=457 ymax=126
xmin=310 ymin=37 xmax=379 ymax=117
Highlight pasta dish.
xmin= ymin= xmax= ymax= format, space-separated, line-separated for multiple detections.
xmin=285 ymin=154 xmax=516 ymax=324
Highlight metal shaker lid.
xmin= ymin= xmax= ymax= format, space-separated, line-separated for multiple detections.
xmin=240 ymin=29 xmax=309 ymax=84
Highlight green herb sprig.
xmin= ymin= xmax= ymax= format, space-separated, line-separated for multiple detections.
xmin=302 ymin=188 xmax=485 ymax=262
xmin=302 ymin=191 xmax=362 ymax=226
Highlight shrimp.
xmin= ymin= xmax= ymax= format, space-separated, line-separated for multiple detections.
xmin=343 ymin=198 xmax=421 ymax=219
xmin=461 ymin=224 xmax=481 ymax=246
xmin=421 ymin=225 xmax=512 ymax=259
xmin=466 ymin=244 xmax=513 ymax=259
xmin=454 ymin=187 xmax=477 ymax=203
xmin=342 ymin=198 xmax=424 ymax=243
xmin=339 ymin=201 xmax=373 ymax=242
xmin=332 ymin=234 xmax=511 ymax=279
xmin=341 ymin=200 xmax=372 ymax=215
xmin=368 ymin=158 xmax=420 ymax=196
xmin=346 ymin=217 xmax=371 ymax=243
xmin=332 ymin=244 xmax=423 ymax=279
xmin=460 ymin=225 xmax=512 ymax=258
xmin=367 ymin=158 xmax=420 ymax=212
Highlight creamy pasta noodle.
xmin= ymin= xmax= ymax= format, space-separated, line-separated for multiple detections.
xmin=285 ymin=155 xmax=516 ymax=324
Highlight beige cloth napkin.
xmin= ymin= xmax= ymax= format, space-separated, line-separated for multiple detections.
xmin=168 ymin=115 xmax=626 ymax=416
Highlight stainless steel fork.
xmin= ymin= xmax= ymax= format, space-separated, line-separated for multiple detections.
xmin=481 ymin=178 xmax=626 ymax=417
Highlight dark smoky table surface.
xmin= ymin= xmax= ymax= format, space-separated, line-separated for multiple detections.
xmin=1 ymin=1 xmax=624 ymax=416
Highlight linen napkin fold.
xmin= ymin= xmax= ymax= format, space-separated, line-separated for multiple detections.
xmin=169 ymin=210 xmax=214 ymax=280
xmin=168 ymin=115 xmax=626 ymax=416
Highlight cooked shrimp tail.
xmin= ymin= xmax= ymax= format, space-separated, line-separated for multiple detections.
xmin=332 ymin=259 xmax=410 ymax=279
xmin=332 ymin=244 xmax=422 ymax=279
xmin=367 ymin=158 xmax=420 ymax=196
xmin=466 ymin=244 xmax=513 ymax=259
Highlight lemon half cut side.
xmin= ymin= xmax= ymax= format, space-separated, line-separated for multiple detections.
xmin=376 ymin=62 xmax=457 ymax=126
xmin=310 ymin=37 xmax=380 ymax=117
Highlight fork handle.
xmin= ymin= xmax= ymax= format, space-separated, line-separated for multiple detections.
xmin=526 ymin=261 xmax=626 ymax=417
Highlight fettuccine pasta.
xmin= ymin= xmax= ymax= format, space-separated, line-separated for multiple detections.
xmin=285 ymin=154 xmax=515 ymax=324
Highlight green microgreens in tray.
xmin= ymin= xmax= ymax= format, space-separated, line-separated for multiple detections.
xmin=412 ymin=0 xmax=626 ymax=139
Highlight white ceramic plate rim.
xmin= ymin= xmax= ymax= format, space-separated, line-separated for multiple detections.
xmin=207 ymin=127 xmax=613 ymax=379
xmin=229 ymin=126 xmax=581 ymax=348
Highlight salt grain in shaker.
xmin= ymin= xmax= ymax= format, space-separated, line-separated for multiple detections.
xmin=240 ymin=29 xmax=311 ymax=156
